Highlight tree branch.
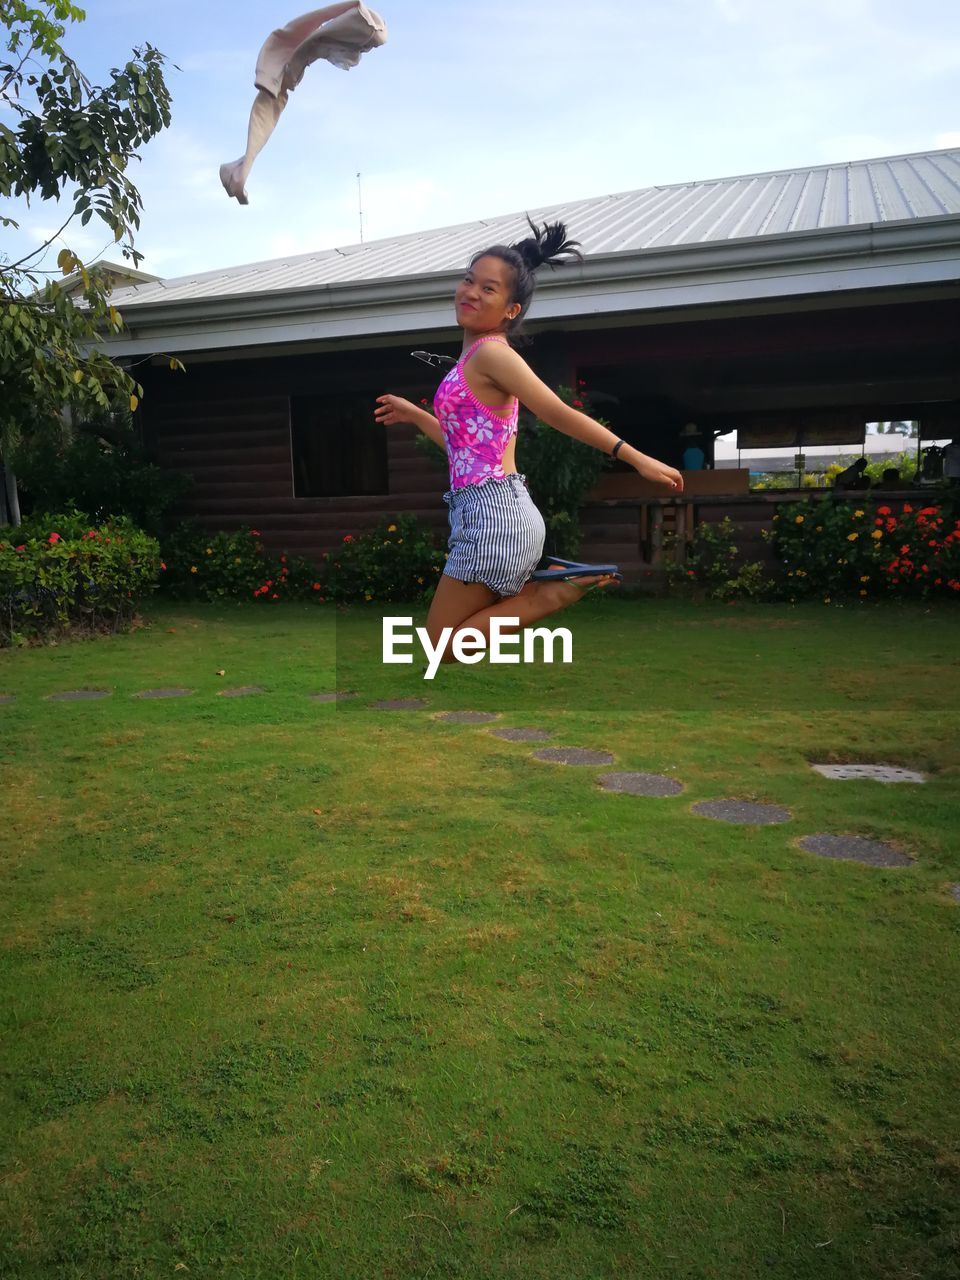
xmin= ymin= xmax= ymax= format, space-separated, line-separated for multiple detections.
xmin=5 ymin=207 xmax=77 ymax=272
xmin=0 ymin=36 xmax=39 ymax=98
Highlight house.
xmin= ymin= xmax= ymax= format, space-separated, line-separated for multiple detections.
xmin=103 ymin=147 xmax=960 ymax=578
xmin=60 ymin=260 xmax=161 ymax=297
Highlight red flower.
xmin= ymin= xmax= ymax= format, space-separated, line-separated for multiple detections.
xmin=900 ymin=545 xmax=910 ymax=554
xmin=312 ymin=582 xmax=322 ymax=590
xmin=160 ymin=561 xmax=167 ymax=571
xmin=280 ymin=555 xmax=287 ymax=563
xmin=877 ymin=506 xmax=892 ymax=516
xmin=271 ymin=593 xmax=279 ymax=600
xmin=250 ymin=529 xmax=260 ymax=536
xmin=902 ymin=504 xmax=913 ymax=513
xmin=48 ymin=532 xmax=60 ymax=544
xmin=343 ymin=534 xmax=354 ymax=543
xmin=15 ymin=545 xmax=25 ymax=552
xmin=572 ymin=399 xmax=583 ymax=408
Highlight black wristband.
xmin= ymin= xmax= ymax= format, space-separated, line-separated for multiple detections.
xmin=611 ymin=438 xmax=626 ymax=459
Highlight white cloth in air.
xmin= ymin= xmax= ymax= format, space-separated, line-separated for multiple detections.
xmin=219 ymin=2 xmax=387 ymax=205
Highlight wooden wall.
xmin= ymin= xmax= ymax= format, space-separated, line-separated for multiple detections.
xmin=140 ymin=348 xmax=453 ymax=562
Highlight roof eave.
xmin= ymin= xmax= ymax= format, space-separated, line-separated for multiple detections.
xmin=103 ymin=216 xmax=960 ymax=357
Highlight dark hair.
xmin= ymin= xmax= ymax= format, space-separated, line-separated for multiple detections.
xmin=470 ymin=214 xmax=583 ymax=340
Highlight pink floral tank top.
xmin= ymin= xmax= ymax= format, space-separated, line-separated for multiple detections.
xmin=433 ymin=336 xmax=519 ymax=489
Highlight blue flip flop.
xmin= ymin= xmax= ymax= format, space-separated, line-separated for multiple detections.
xmin=531 ymin=557 xmax=623 ymax=583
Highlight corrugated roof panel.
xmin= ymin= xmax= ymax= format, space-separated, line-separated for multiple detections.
xmin=109 ymin=148 xmax=960 ymax=309
xmin=912 ymin=153 xmax=960 ymax=214
xmin=891 ymin=156 xmax=953 ymax=217
xmin=755 ymin=172 xmax=807 ymax=235
xmin=855 ymin=163 xmax=885 ymax=224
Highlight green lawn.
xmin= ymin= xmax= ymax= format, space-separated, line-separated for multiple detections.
xmin=2 ymin=599 xmax=959 ymax=1279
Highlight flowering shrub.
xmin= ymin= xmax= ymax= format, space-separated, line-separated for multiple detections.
xmin=0 ymin=511 xmax=160 ymax=644
xmin=158 ymin=524 xmax=322 ymax=602
xmin=767 ymin=498 xmax=960 ymax=601
xmin=664 ymin=517 xmax=775 ymax=600
xmin=321 ymin=515 xmax=445 ymax=603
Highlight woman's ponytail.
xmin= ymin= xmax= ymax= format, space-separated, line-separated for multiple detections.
xmin=511 ymin=216 xmax=583 ymax=272
xmin=469 ymin=214 xmax=583 ymax=342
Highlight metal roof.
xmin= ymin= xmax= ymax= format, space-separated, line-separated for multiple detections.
xmin=110 ymin=148 xmax=960 ymax=310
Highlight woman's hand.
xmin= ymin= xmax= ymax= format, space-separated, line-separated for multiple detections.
xmin=634 ymin=454 xmax=684 ymax=492
xmin=374 ymin=394 xmax=419 ymax=426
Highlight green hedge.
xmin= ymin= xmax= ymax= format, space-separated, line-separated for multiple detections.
xmin=321 ymin=515 xmax=445 ymax=603
xmin=0 ymin=512 xmax=160 ymax=645
xmin=157 ymin=524 xmax=323 ymax=602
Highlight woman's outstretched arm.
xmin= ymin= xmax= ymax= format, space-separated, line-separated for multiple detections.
xmin=475 ymin=344 xmax=683 ymax=491
xmin=375 ymin=395 xmax=445 ymax=449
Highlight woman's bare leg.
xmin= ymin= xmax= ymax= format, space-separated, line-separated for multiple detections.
xmin=426 ymin=569 xmax=616 ymax=665
xmin=425 ymin=575 xmax=500 ymax=650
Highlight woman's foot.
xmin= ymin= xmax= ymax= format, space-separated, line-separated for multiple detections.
xmin=539 ymin=566 xmax=619 ymax=608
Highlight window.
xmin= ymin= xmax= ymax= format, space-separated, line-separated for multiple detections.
xmin=291 ymin=394 xmax=388 ymax=497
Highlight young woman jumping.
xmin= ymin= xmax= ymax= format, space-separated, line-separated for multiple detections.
xmin=375 ymin=218 xmax=683 ymax=665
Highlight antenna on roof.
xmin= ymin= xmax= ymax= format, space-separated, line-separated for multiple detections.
xmin=357 ymin=171 xmax=364 ymax=244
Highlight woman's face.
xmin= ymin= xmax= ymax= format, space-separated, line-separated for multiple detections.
xmin=454 ymin=254 xmax=520 ymax=334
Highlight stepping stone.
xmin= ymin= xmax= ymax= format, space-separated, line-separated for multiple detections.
xmin=0 ymin=695 xmax=16 ymax=705
xmin=133 ymin=688 xmax=193 ymax=699
xmin=798 ymin=834 xmax=913 ymax=868
xmin=598 ymin=771 xmax=683 ymax=797
xmin=490 ymin=727 xmax=554 ymax=742
xmin=691 ymin=799 xmax=791 ymax=825
xmin=533 ymin=747 xmax=615 ymax=766
xmin=434 ymin=710 xmax=500 ymax=724
xmin=949 ymin=885 xmax=960 ymax=904
xmin=310 ymin=691 xmax=358 ymax=703
xmin=811 ymin=763 xmax=926 ymax=784
xmin=46 ymin=689 xmax=112 ymax=702
xmin=218 ymin=686 xmax=264 ymax=697
xmin=372 ymin=698 xmax=428 ymax=711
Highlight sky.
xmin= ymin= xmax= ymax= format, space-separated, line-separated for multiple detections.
xmin=3 ymin=0 xmax=959 ymax=283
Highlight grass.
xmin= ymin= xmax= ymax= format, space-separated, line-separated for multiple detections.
xmin=1 ymin=597 xmax=959 ymax=1279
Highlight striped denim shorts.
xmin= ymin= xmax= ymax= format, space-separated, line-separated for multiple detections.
xmin=442 ymin=473 xmax=546 ymax=597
